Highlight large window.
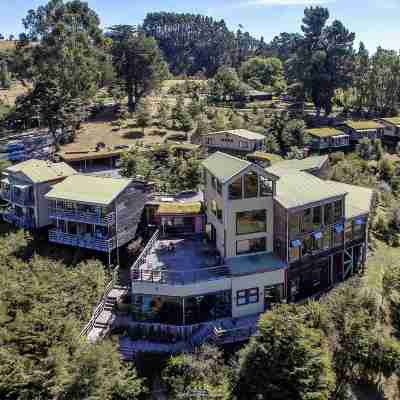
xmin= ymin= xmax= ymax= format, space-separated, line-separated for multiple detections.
xmin=301 ymin=208 xmax=313 ymax=232
xmin=313 ymin=206 xmax=322 ymax=228
xmin=237 ymin=288 xmax=259 ymax=306
xmin=302 ymin=235 xmax=313 ymax=257
xmin=334 ymin=200 xmax=343 ymax=221
xmin=289 ymin=214 xmax=300 ymax=235
xmin=289 ymin=241 xmax=301 ymax=262
xmin=237 ymin=237 xmax=266 ymax=255
xmin=229 ymin=177 xmax=242 ymax=200
xmin=236 ymin=209 xmax=267 ymax=235
xmin=244 ymin=172 xmax=258 ymax=198
xmin=324 ymin=203 xmax=333 ymax=225
xmin=260 ymin=176 xmax=274 ymax=196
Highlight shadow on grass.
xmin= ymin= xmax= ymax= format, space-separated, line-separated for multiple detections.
xmin=122 ymin=130 xmax=144 ymax=139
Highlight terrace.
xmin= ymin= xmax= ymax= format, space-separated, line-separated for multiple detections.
xmin=131 ymin=230 xmax=287 ymax=285
xmin=131 ymin=231 xmax=227 ymax=285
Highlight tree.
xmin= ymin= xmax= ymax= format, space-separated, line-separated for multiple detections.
xmin=209 ymin=66 xmax=245 ymax=102
xmin=136 ymin=98 xmax=152 ymax=134
xmin=233 ymin=304 xmax=335 ymax=400
xmin=162 ymin=345 xmax=231 ymax=400
xmin=267 ymin=111 xmax=290 ymax=153
xmin=0 ymin=232 xmax=146 ymax=399
xmin=212 ymin=110 xmax=228 ymax=131
xmin=290 ymin=7 xmax=355 ymax=115
xmin=172 ymin=95 xmax=193 ymax=132
xmin=353 ymin=42 xmax=370 ymax=113
xmin=157 ymin=101 xmax=170 ymax=128
xmin=192 ymin=115 xmax=210 ymax=143
xmin=264 ymin=133 xmax=280 ymax=154
xmin=0 ymin=59 xmax=11 ymax=89
xmin=240 ymin=56 xmax=286 ymax=93
xmin=282 ymin=119 xmax=310 ymax=150
xmin=108 ymin=25 xmax=169 ymax=112
xmin=357 ymin=138 xmax=383 ymax=161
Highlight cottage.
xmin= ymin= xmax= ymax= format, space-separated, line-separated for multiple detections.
xmin=201 ymin=129 xmax=265 ymax=154
xmin=45 ymin=175 xmax=147 ymax=254
xmin=340 ymin=120 xmax=384 ymax=142
xmin=0 ymin=159 xmax=76 ymax=229
xmin=307 ymin=127 xmax=350 ymax=151
xmin=379 ymin=117 xmax=400 ymax=141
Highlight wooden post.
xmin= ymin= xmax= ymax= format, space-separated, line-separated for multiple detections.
xmin=182 ymin=297 xmax=186 ymax=326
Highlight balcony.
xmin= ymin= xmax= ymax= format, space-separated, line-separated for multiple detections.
xmin=3 ymin=212 xmax=35 ymax=229
xmin=0 ymin=189 xmax=11 ymax=201
xmin=49 ymin=208 xmax=116 ymax=226
xmin=49 ymin=229 xmax=117 ymax=252
xmin=11 ymin=193 xmax=34 ymax=207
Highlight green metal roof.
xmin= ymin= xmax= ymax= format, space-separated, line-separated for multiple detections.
xmin=325 ymin=181 xmax=374 ymax=219
xmin=204 ymin=129 xmax=265 ymax=141
xmin=46 ymin=174 xmax=132 ymax=205
xmin=266 ymin=155 xmax=329 ymax=176
xmin=6 ymin=160 xmax=76 ymax=183
xmin=274 ymin=171 xmax=347 ymax=209
xmin=344 ymin=120 xmax=384 ymax=131
xmin=202 ymin=152 xmax=252 ymax=183
xmin=307 ymin=127 xmax=347 ymax=138
xmin=380 ymin=117 xmax=400 ymax=127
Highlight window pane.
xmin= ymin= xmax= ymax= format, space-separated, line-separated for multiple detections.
xmin=313 ymin=206 xmax=322 ymax=227
xmin=289 ymin=214 xmax=300 ymax=235
xmin=345 ymin=223 xmax=353 ymax=242
xmin=324 ymin=203 xmax=333 ymax=225
xmin=302 ymin=209 xmax=313 ymax=232
xmin=334 ymin=200 xmax=343 ymax=221
xmin=302 ymin=235 xmax=313 ymax=257
xmin=229 ymin=177 xmax=242 ymax=200
xmin=289 ymin=245 xmax=300 ymax=262
xmin=244 ymin=172 xmax=258 ymax=198
xmin=260 ymin=177 xmax=273 ymax=196
xmin=236 ymin=210 xmax=267 ymax=235
xmin=237 ymin=237 xmax=266 ymax=255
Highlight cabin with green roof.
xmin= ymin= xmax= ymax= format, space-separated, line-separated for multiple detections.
xmin=45 ymin=175 xmax=147 ymax=254
xmin=307 ymin=127 xmax=350 ymax=151
xmin=0 ymin=159 xmax=76 ymax=229
xmin=378 ymin=117 xmax=400 ymax=140
xmin=340 ymin=120 xmax=384 ymax=142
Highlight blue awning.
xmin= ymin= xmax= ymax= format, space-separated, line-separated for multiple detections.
xmin=291 ymin=240 xmax=302 ymax=248
xmin=313 ymin=231 xmax=323 ymax=240
xmin=355 ymin=217 xmax=366 ymax=225
xmin=335 ymin=224 xmax=344 ymax=233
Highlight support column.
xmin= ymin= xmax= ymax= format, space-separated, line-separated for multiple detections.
xmin=182 ymin=297 xmax=186 ymax=326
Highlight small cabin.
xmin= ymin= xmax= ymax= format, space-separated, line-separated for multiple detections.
xmin=379 ymin=117 xmax=400 ymax=141
xmin=340 ymin=121 xmax=384 ymax=142
xmin=246 ymin=151 xmax=283 ymax=167
xmin=307 ymin=127 xmax=350 ymax=151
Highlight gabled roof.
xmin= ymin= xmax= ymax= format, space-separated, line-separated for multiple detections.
xmin=202 ymin=152 xmax=252 ymax=183
xmin=45 ymin=175 xmax=132 ymax=205
xmin=6 ymin=159 xmax=76 ymax=183
xmin=203 ymin=129 xmax=265 ymax=141
xmin=380 ymin=117 xmax=400 ymax=127
xmin=307 ymin=127 xmax=347 ymax=138
xmin=343 ymin=120 xmax=384 ymax=131
xmin=325 ymin=181 xmax=374 ymax=219
xmin=266 ymin=155 xmax=329 ymax=176
xmin=273 ymin=171 xmax=347 ymax=209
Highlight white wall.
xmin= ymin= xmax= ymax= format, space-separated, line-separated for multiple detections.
xmin=201 ymin=132 xmax=263 ymax=152
xmin=231 ymin=268 xmax=285 ymax=318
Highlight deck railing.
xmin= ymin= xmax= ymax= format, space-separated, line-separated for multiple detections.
xmin=3 ymin=212 xmax=35 ymax=228
xmin=80 ymin=267 xmax=119 ymax=338
xmin=49 ymin=230 xmax=116 ymax=252
xmin=132 ymin=264 xmax=230 ymax=286
xmin=49 ymin=208 xmax=115 ymax=225
xmin=213 ymin=324 xmax=258 ymax=344
xmin=131 ymin=229 xmax=160 ymax=271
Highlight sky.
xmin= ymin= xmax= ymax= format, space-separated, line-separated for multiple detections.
xmin=1 ymin=0 xmax=399 ymax=53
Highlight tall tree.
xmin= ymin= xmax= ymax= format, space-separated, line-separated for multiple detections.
xmin=233 ymin=304 xmax=335 ymax=400
xmin=290 ymin=7 xmax=356 ymax=115
xmin=108 ymin=25 xmax=169 ymax=112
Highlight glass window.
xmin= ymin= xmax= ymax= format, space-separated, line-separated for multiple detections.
xmin=236 ymin=209 xmax=267 ymax=235
xmin=333 ymin=229 xmax=343 ymax=247
xmin=334 ymin=200 xmax=343 ymax=221
xmin=345 ymin=223 xmax=353 ymax=242
xmin=353 ymin=222 xmax=364 ymax=239
xmin=302 ymin=208 xmax=313 ymax=232
xmin=289 ymin=214 xmax=300 ymax=235
xmin=229 ymin=177 xmax=242 ymax=200
xmin=313 ymin=206 xmax=322 ymax=227
xmin=324 ymin=203 xmax=333 ymax=225
xmin=289 ymin=244 xmax=300 ymax=262
xmin=264 ymin=284 xmax=284 ymax=306
xmin=216 ymin=180 xmax=222 ymax=195
xmin=244 ymin=172 xmax=258 ymax=198
xmin=302 ymin=235 xmax=313 ymax=257
xmin=237 ymin=237 xmax=266 ymax=255
xmin=239 ymin=141 xmax=248 ymax=149
xmin=237 ymin=288 xmax=259 ymax=306
xmin=260 ymin=176 xmax=274 ymax=196
xmin=323 ymin=228 xmax=331 ymax=250
xmin=211 ymin=176 xmax=216 ymax=189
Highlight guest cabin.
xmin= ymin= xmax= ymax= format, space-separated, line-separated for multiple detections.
xmin=340 ymin=120 xmax=384 ymax=143
xmin=307 ymin=127 xmax=350 ymax=151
